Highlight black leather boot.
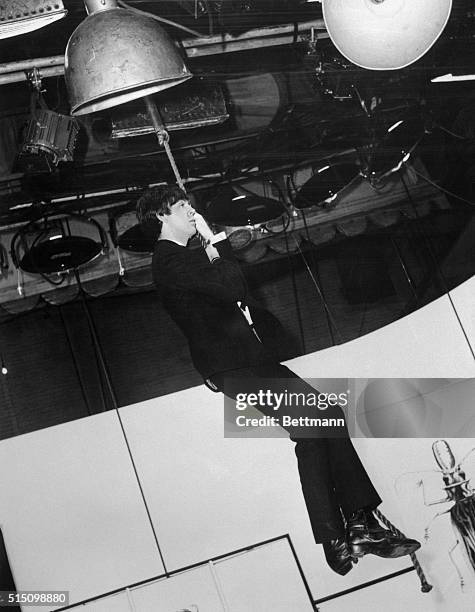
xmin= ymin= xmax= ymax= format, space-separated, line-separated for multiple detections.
xmin=322 ymin=537 xmax=354 ymax=575
xmin=347 ymin=509 xmax=420 ymax=560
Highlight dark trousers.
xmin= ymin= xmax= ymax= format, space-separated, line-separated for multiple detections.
xmin=208 ymin=363 xmax=382 ymax=542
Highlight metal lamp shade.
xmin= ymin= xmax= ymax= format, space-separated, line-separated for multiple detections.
xmin=206 ymin=188 xmax=284 ymax=226
xmin=322 ymin=0 xmax=453 ymax=70
xmin=294 ymin=163 xmax=360 ymax=209
xmin=65 ymin=7 xmax=192 ymax=115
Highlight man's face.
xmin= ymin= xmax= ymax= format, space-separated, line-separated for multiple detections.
xmin=159 ymin=199 xmax=196 ymax=240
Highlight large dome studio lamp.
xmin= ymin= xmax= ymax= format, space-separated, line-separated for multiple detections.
xmin=64 ymin=0 xmax=192 ymax=115
xmin=64 ymin=0 xmax=193 ymax=189
xmin=322 ymin=0 xmax=453 ymax=70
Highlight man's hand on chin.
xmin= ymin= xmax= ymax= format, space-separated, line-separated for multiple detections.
xmin=193 ymin=212 xmax=215 ymax=243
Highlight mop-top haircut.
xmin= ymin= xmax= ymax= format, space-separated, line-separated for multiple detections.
xmin=136 ymin=185 xmax=187 ymax=224
xmin=136 ymin=184 xmax=187 ymax=238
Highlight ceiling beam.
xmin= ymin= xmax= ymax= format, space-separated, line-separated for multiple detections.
xmin=181 ymin=18 xmax=327 ymax=57
xmin=0 ymin=19 xmax=326 ymax=85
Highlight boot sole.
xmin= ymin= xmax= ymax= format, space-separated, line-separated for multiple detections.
xmin=351 ymin=540 xmax=420 ymax=559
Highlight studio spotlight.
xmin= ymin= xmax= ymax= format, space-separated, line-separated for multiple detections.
xmin=322 ymin=0 xmax=453 ymax=70
xmin=64 ymin=0 xmax=192 ymax=116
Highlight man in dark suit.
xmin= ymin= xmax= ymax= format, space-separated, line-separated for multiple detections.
xmin=137 ymin=184 xmax=420 ymax=576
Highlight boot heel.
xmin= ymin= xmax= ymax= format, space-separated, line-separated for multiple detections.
xmin=350 ymin=543 xmax=369 ymax=558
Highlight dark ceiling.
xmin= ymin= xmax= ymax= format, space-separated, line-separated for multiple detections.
xmin=0 ymin=0 xmax=474 ymax=227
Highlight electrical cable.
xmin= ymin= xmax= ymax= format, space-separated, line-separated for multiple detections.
xmin=230 ymin=176 xmax=308 ymax=352
xmin=286 ymin=170 xmax=342 ymax=343
xmin=283 ymin=226 xmax=307 ymax=354
xmin=58 ymin=304 xmax=94 ymax=416
xmin=300 ymin=210 xmax=341 ymax=345
xmin=411 ymin=168 xmax=475 ymax=207
xmin=290 ymin=232 xmax=343 ymax=345
xmin=437 ymin=124 xmax=468 ymax=140
xmin=117 ymin=0 xmax=205 ymax=37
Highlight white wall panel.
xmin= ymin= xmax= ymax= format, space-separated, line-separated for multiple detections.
xmin=213 ymin=538 xmax=314 ymax=611
xmin=128 ymin=539 xmax=314 ymax=612
xmin=0 ymin=411 xmax=164 ymax=611
xmin=129 ymin=566 xmax=227 ymax=612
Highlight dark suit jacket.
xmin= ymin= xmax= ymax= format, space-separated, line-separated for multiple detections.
xmin=153 ymin=238 xmax=275 ymax=379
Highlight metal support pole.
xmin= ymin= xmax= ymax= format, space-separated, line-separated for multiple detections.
xmin=145 ymin=95 xmax=186 ymax=191
xmin=0 ymin=66 xmax=64 ymax=86
xmin=0 ymin=55 xmax=65 ymax=74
